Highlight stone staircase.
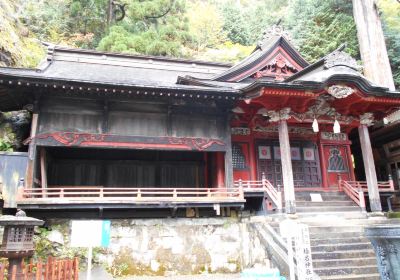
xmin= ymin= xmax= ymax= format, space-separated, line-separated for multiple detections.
xmin=295 ymin=191 xmax=365 ymax=216
xmin=265 ymin=191 xmax=400 ymax=280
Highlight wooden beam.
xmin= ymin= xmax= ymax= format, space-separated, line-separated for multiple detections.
xmin=278 ymin=120 xmax=296 ymax=214
xmin=358 ymin=124 xmax=382 ymax=212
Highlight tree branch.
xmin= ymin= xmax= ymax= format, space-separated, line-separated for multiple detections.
xmin=144 ymin=0 xmax=174 ymax=19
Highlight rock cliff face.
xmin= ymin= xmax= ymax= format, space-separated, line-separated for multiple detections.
xmin=0 ymin=0 xmax=44 ymax=67
xmin=0 ymin=110 xmax=31 ymax=151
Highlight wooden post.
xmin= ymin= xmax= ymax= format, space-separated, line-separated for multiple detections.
xmin=40 ymin=148 xmax=48 ymax=197
xmin=278 ymin=120 xmax=296 ymax=214
xmin=26 ymin=111 xmax=39 ymax=189
xmin=224 ymin=115 xmax=234 ymax=189
xmin=358 ymin=124 xmax=382 ymax=212
xmin=216 ymin=152 xmax=225 ymax=188
xmin=352 ymin=0 xmax=395 ymax=91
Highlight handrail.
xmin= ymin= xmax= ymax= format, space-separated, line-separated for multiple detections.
xmin=344 ymin=179 xmax=395 ymax=192
xmin=251 ymin=222 xmax=321 ymax=280
xmin=234 ymin=174 xmax=283 ymax=211
xmin=339 ymin=179 xmax=366 ymax=210
xmin=17 ymin=186 xmax=245 ymax=203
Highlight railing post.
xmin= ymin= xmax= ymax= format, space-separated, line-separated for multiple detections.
xmin=207 ymin=188 xmax=211 ymax=197
xmin=238 ymin=179 xmax=244 ymax=199
xmin=60 ymin=189 xmax=64 ymax=198
xmin=99 ymin=188 xmax=103 ymax=198
xmin=17 ymin=178 xmax=25 ymax=200
xmin=388 ymin=174 xmax=395 ymax=191
xmin=359 ymin=190 xmax=366 ymax=211
xmin=261 ymin=172 xmax=266 ymax=189
xmin=173 ymin=189 xmax=177 ymax=198
xmin=277 ymin=190 xmax=283 ymax=212
xmin=137 ymin=189 xmax=141 ymax=198
xmin=337 ymin=174 xmax=343 ymax=191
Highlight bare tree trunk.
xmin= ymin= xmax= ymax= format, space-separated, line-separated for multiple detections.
xmin=352 ymin=0 xmax=395 ymax=91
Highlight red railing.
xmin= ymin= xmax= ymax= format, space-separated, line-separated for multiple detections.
xmin=339 ymin=179 xmax=366 ymax=209
xmin=343 ymin=180 xmax=395 ymax=192
xmin=17 ymin=186 xmax=245 ymax=204
xmin=0 ymin=257 xmax=79 ymax=280
xmin=234 ymin=174 xmax=283 ymax=211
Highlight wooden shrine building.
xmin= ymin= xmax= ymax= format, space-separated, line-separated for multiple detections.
xmin=1 ymin=32 xmax=400 ymax=218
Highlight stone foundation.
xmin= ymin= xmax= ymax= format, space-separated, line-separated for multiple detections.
xmin=44 ymin=217 xmax=270 ymax=277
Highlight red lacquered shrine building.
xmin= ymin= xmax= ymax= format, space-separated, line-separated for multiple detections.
xmin=1 ymin=31 xmax=400 ymax=217
xmin=179 ymin=34 xmax=400 ymax=214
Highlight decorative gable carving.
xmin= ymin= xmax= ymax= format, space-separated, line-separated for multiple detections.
xmin=253 ymin=53 xmax=299 ymax=81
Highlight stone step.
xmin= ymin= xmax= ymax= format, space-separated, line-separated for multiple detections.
xmin=296 ymin=211 xmax=368 ymax=219
xmin=312 ymin=257 xmax=378 ymax=268
xmin=296 ymin=201 xmax=357 ymax=207
xmin=310 ymin=231 xmax=366 ymax=239
xmin=310 ymin=237 xmax=370 ymax=245
xmin=296 ymin=206 xmax=362 ymax=213
xmin=312 ymin=249 xmax=375 ymax=260
xmin=308 ymin=225 xmax=365 ymax=234
xmin=319 ymin=274 xmax=380 ymax=280
xmin=295 ymin=194 xmax=351 ymax=202
xmin=315 ymin=265 xmax=379 ymax=276
xmin=311 ymin=242 xmax=372 ymax=252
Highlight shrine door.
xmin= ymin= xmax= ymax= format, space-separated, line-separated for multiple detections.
xmin=257 ymin=140 xmax=322 ymax=188
xmin=323 ymin=145 xmax=352 ymax=187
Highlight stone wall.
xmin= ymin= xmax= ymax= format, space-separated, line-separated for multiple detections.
xmin=44 ymin=217 xmax=270 ymax=277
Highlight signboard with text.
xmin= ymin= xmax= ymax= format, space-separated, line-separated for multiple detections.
xmin=70 ymin=220 xmax=111 ymax=248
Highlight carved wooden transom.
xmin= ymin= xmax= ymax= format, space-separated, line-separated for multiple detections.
xmin=253 ymin=54 xmax=299 ymax=81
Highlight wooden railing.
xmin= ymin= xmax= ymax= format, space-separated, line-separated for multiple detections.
xmin=0 ymin=257 xmax=79 ymax=280
xmin=343 ymin=179 xmax=395 ymax=192
xmin=17 ymin=186 xmax=245 ymax=204
xmin=339 ymin=179 xmax=366 ymax=210
xmin=234 ymin=174 xmax=283 ymax=211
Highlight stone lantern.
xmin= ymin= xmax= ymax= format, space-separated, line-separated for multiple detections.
xmin=0 ymin=209 xmax=44 ymax=275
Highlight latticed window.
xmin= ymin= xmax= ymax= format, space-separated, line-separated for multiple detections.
xmin=232 ymin=144 xmax=247 ymax=169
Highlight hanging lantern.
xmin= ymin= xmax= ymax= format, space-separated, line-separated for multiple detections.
xmin=333 ymin=119 xmax=341 ymax=133
xmin=312 ymin=118 xmax=319 ymax=133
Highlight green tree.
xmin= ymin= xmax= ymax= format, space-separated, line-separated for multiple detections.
xmin=20 ymin=0 xmax=107 ymax=48
xmin=378 ymin=0 xmax=400 ymax=88
xmin=187 ymin=2 xmax=226 ymax=51
xmin=98 ymin=0 xmax=192 ymax=57
xmin=285 ymin=0 xmax=359 ymax=63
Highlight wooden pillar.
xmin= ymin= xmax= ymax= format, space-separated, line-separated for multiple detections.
xmin=25 ymin=100 xmax=40 ymax=188
xmin=352 ymin=0 xmax=395 ymax=91
xmin=278 ymin=120 xmax=296 ymax=214
xmin=358 ymin=124 xmax=382 ymax=212
xmin=40 ymin=148 xmax=48 ymax=190
xmin=248 ymin=136 xmax=258 ymax=181
xmin=224 ymin=115 xmax=234 ymax=189
xmin=318 ymin=141 xmax=329 ymax=189
xmin=216 ymin=152 xmax=225 ymax=188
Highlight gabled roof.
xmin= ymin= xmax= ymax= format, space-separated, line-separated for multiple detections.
xmin=210 ymin=35 xmax=309 ymax=82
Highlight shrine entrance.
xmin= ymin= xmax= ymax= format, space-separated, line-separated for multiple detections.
xmin=256 ymin=140 xmax=322 ymax=189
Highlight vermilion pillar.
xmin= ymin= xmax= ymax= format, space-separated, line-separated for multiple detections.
xmin=278 ymin=120 xmax=296 ymax=214
xmin=358 ymin=124 xmax=382 ymax=212
xmin=216 ymin=152 xmax=225 ymax=188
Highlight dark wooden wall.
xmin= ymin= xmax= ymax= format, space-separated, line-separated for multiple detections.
xmin=46 ymin=148 xmax=205 ymax=188
xmin=38 ymin=97 xmax=225 ymax=139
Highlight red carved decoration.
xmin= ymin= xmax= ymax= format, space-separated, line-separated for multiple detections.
xmin=35 ymin=132 xmax=225 ymax=151
xmin=254 ymin=54 xmax=298 ymax=81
